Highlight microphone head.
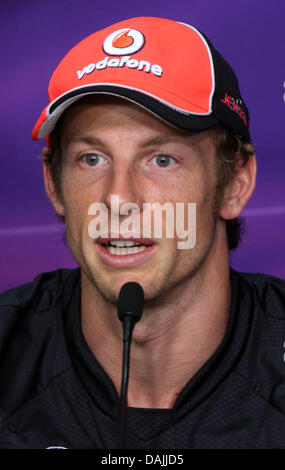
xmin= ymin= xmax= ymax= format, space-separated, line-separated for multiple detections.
xmin=118 ymin=282 xmax=144 ymax=323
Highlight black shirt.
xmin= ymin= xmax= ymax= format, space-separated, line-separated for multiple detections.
xmin=0 ymin=267 xmax=285 ymax=449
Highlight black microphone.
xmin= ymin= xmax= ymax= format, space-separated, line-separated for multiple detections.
xmin=117 ymin=282 xmax=144 ymax=448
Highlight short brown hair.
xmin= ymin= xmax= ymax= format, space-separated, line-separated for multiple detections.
xmin=209 ymin=124 xmax=255 ymax=249
xmin=41 ymin=121 xmax=255 ymax=251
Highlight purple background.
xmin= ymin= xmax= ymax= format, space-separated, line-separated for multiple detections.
xmin=1 ymin=0 xmax=284 ymax=293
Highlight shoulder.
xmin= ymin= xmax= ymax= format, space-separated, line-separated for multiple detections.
xmin=0 ymin=268 xmax=80 ymax=424
xmin=237 ymin=270 xmax=285 ymax=319
xmin=0 ymin=268 xmax=80 ymax=344
xmin=232 ymin=269 xmax=285 ymax=412
xmin=0 ymin=267 xmax=80 ymax=352
xmin=0 ymin=268 xmax=78 ymax=311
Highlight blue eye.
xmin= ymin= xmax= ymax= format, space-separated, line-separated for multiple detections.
xmin=152 ymin=155 xmax=176 ymax=167
xmin=81 ymin=153 xmax=107 ymax=166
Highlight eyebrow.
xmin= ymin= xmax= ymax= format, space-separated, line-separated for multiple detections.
xmin=140 ymin=135 xmax=197 ymax=147
xmin=63 ymin=135 xmax=102 ymax=148
xmin=63 ymin=133 xmax=197 ymax=149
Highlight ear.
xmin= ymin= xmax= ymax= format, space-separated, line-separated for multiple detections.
xmin=219 ymin=152 xmax=257 ymax=220
xmin=43 ymin=163 xmax=65 ymax=217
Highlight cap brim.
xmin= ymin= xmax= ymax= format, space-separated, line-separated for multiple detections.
xmin=32 ymin=83 xmax=219 ymax=141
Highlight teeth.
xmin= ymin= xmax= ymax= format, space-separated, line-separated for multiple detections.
xmin=109 ymin=240 xmax=141 ymax=247
xmin=106 ymin=245 xmax=147 ymax=255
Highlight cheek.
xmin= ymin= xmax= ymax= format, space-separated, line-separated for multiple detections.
xmin=61 ymin=167 xmax=101 ymax=217
xmin=141 ymin=174 xmax=190 ymax=206
xmin=174 ymin=173 xmax=217 ymax=249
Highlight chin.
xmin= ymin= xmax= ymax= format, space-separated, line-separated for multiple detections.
xmin=79 ymin=234 xmax=208 ymax=302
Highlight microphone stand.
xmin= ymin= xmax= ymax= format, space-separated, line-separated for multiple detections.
xmin=117 ymin=282 xmax=144 ymax=449
xmin=118 ymin=314 xmax=136 ymax=449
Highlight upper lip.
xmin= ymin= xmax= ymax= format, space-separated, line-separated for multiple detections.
xmin=96 ymin=235 xmax=155 ymax=246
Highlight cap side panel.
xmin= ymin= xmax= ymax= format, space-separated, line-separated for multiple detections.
xmin=177 ymin=21 xmax=215 ymax=114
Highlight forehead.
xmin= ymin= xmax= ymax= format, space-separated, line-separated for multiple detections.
xmin=56 ymin=95 xmax=217 ymax=164
xmin=60 ymin=95 xmax=203 ymax=141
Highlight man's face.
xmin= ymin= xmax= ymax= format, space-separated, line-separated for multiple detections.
xmin=51 ymin=96 xmax=223 ymax=303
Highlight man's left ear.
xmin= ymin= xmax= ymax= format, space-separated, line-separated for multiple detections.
xmin=219 ymin=152 xmax=257 ymax=220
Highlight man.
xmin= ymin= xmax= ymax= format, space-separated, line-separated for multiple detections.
xmin=0 ymin=17 xmax=285 ymax=449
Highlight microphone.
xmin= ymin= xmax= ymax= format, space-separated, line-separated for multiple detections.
xmin=117 ymin=282 xmax=144 ymax=448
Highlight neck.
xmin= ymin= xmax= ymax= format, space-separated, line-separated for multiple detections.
xmin=81 ymin=233 xmax=231 ymax=409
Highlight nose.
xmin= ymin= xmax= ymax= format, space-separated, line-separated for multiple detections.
xmin=103 ymin=160 xmax=144 ymax=220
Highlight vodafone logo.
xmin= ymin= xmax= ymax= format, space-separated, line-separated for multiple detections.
xmin=103 ymin=28 xmax=145 ymax=56
xmin=76 ymin=27 xmax=162 ymax=80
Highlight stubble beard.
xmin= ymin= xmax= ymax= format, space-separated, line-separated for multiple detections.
xmin=64 ymin=212 xmax=219 ymax=309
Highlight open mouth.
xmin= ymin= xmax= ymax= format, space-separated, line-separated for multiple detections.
xmin=96 ymin=237 xmax=157 ymax=268
xmin=101 ymin=240 xmax=150 ymax=255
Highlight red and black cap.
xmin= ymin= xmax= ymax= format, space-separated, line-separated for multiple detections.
xmin=32 ymin=17 xmax=251 ymax=145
